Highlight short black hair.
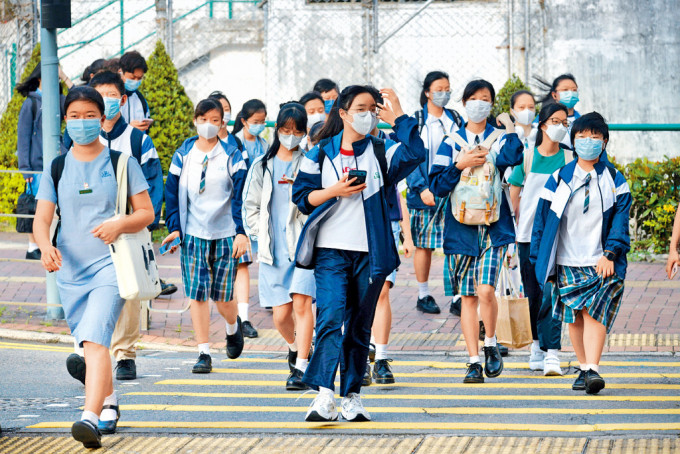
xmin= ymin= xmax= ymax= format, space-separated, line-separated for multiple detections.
xmin=89 ymin=71 xmax=125 ymax=96
xmin=194 ymin=98 xmax=223 ymax=119
xmin=462 ymin=79 xmax=496 ymax=104
xmin=313 ymin=78 xmax=339 ymax=95
xmin=120 ymin=50 xmax=148 ymax=74
xmin=81 ymin=58 xmax=107 ymax=83
xmin=510 ymin=89 xmax=534 ymax=109
xmin=208 ymin=91 xmax=231 ymax=111
xmin=570 ymin=112 xmax=609 ymax=144
xmin=299 ymin=91 xmax=324 ymax=107
xmin=64 ymin=86 xmax=105 ymax=116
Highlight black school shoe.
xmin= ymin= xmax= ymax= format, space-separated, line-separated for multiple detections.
xmin=286 ymin=369 xmax=309 ymax=391
xmin=25 ymin=249 xmax=41 ymax=260
xmin=368 ymin=343 xmax=376 ymax=363
xmin=572 ymin=369 xmax=587 ymax=390
xmin=115 ymin=359 xmax=136 ymax=380
xmin=71 ymin=420 xmax=102 ymax=449
xmin=242 ymin=320 xmax=259 ymax=338
xmin=416 ymin=295 xmax=441 ymax=314
xmin=226 ymin=316 xmax=245 ymax=359
xmin=287 ymin=348 xmax=297 ymax=372
xmin=463 ymin=363 xmax=484 ymax=383
xmin=498 ymin=344 xmax=509 ymax=357
xmin=449 ymin=296 xmax=462 ymax=317
xmin=66 ymin=353 xmax=86 ymax=385
xmin=585 ymin=369 xmax=606 ymax=394
xmin=192 ymin=353 xmax=212 ymax=373
xmin=158 ymin=279 xmax=178 ymax=296
xmin=483 ymin=345 xmax=504 ymax=378
xmin=363 ymin=362 xmax=372 ymax=386
xmin=98 ymin=404 xmax=120 ymax=434
xmin=373 ymin=359 xmax=395 ymax=384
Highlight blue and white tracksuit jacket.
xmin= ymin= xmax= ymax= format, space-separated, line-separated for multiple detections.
xmin=165 ymin=136 xmax=247 ymax=238
xmin=428 ymin=123 xmax=524 ymax=256
xmin=530 ymin=159 xmax=631 ymax=285
xmin=292 ymin=114 xmax=426 ymax=281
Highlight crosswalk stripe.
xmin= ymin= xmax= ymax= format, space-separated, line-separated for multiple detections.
xmin=26 ymin=421 xmax=680 ymax=432
xmin=123 ymin=391 xmax=680 ymax=402
xmin=154 ymin=379 xmax=680 ymax=390
xmin=114 ymin=404 xmax=680 ymax=415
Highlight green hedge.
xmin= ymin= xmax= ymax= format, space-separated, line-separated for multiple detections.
xmin=492 ymin=74 xmax=536 ymax=117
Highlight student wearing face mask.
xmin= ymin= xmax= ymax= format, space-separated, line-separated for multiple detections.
xmin=162 ymin=98 xmax=249 ymax=374
xmin=299 ymin=91 xmax=327 ymax=152
xmin=243 ymin=102 xmax=316 ymax=391
xmin=293 ymin=85 xmax=425 ymax=422
xmin=508 ymin=103 xmax=571 ymax=376
xmin=429 ymin=79 xmax=523 ymax=384
xmin=537 ymin=74 xmax=581 ymax=149
xmin=118 ymin=51 xmax=151 ymax=132
xmin=531 ymin=112 xmax=630 ymax=395
xmin=33 ymin=87 xmax=154 ymax=448
xmin=509 ymin=90 xmax=537 ymax=151
xmin=313 ymin=78 xmax=340 ymax=115
xmin=406 ymin=71 xmax=463 ymax=316
xmin=208 ymin=91 xmax=246 ymax=152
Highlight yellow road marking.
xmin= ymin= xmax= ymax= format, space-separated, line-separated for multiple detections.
xmin=155 ymin=379 xmax=680 ymax=390
xmin=26 ymin=421 xmax=680 ymax=432
xmin=115 ymin=404 xmax=680 ymax=415
xmin=0 ymin=342 xmax=72 ymax=352
xmin=124 ymin=391 xmax=680 ymax=402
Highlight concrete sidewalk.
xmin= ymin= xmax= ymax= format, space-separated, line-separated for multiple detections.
xmin=1 ymin=232 xmax=678 ymax=354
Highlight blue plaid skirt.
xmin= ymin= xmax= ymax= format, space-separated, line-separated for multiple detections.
xmin=409 ymin=198 xmax=445 ymax=249
xmin=555 ymin=265 xmax=624 ymax=333
xmin=181 ymin=235 xmax=238 ymax=302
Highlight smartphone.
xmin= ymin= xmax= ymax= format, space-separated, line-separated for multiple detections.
xmin=159 ymin=237 xmax=181 ymax=255
xmin=348 ymin=169 xmax=367 ymax=186
xmin=143 ymin=118 xmax=154 ymax=125
xmin=672 ymin=264 xmax=678 ymax=279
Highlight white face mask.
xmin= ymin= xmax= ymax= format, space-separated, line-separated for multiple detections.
xmin=347 ymin=111 xmax=375 ymax=136
xmin=279 ymin=132 xmax=304 ymax=150
xmin=369 ymin=114 xmax=380 ymax=134
xmin=465 ymin=100 xmax=492 ymax=123
xmin=513 ymin=108 xmax=534 ymax=126
xmin=544 ymin=123 xmax=568 ymax=143
xmin=195 ymin=121 xmax=220 ymax=140
xmin=223 ymin=112 xmax=231 ymax=124
xmin=307 ymin=112 xmax=326 ymax=130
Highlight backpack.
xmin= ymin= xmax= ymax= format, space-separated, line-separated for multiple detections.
xmin=63 ymin=127 xmax=143 ymax=164
xmin=523 ymin=144 xmax=574 ymax=177
xmin=317 ymin=135 xmax=388 ymax=182
xmin=446 ymin=129 xmax=504 ymax=226
xmin=415 ymin=108 xmax=463 ymax=134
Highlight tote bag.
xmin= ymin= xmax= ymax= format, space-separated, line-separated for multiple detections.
xmin=496 ymin=261 xmax=533 ymax=349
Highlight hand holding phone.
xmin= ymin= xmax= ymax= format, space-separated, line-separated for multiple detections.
xmin=159 ymin=237 xmax=181 ymax=255
xmin=348 ymin=169 xmax=367 ymax=186
xmin=672 ymin=264 xmax=678 ymax=280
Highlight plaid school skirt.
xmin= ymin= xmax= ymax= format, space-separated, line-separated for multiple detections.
xmin=409 ymin=198 xmax=445 ymax=249
xmin=555 ymin=265 xmax=624 ymax=333
xmin=444 ymin=226 xmax=507 ymax=297
xmin=181 ymin=235 xmax=238 ymax=302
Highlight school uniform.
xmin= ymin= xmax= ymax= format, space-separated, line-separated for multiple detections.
xmin=165 ymin=136 xmax=247 ymax=302
xmin=531 ymin=160 xmax=631 ymax=333
xmin=406 ymin=105 xmax=462 ymax=249
xmin=429 ymin=123 xmax=523 ymax=297
xmin=376 ymin=130 xmax=403 ymax=287
xmin=121 ymin=89 xmax=150 ymax=124
xmin=36 ymin=148 xmax=148 ymax=348
xmin=292 ymin=114 xmax=425 ymax=396
xmin=243 ymin=151 xmax=315 ymax=307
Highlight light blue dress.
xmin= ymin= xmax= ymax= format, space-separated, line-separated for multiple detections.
xmin=37 ymin=148 xmax=149 ymax=347
xmin=244 ymin=139 xmax=266 ymax=255
xmin=258 ymin=156 xmax=315 ymax=307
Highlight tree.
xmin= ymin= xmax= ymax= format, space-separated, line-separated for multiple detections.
xmin=492 ymin=74 xmax=537 ymax=118
xmin=141 ymin=40 xmax=195 ymax=172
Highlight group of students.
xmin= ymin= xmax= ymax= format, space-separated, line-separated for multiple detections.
xmin=25 ymin=49 xmax=634 ymax=447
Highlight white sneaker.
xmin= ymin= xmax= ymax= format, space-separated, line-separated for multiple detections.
xmin=341 ymin=393 xmax=371 ymax=422
xmin=529 ymin=345 xmax=545 ymax=371
xmin=543 ymin=355 xmax=562 ymax=376
xmin=305 ymin=391 xmax=338 ymax=422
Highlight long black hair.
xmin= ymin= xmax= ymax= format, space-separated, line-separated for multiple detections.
xmin=535 ymin=103 xmax=568 ymax=147
xmin=260 ymin=102 xmax=307 ymax=171
xmin=232 ymin=98 xmax=266 ymax=135
xmin=535 ymin=73 xmax=577 ymax=105
xmin=420 ymin=70 xmax=449 ymax=107
xmin=16 ymin=64 xmax=41 ymax=96
xmin=64 ymin=86 xmax=105 ymax=116
xmin=316 ymin=85 xmax=380 ymax=142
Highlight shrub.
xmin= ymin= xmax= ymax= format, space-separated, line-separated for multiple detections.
xmin=492 ymin=74 xmax=537 ymax=117
xmin=141 ymin=40 xmax=195 ymax=172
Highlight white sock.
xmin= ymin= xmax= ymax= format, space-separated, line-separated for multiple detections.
xmin=28 ymin=242 xmax=39 ymax=252
xmin=287 ymin=342 xmax=298 ymax=352
xmin=532 ymin=340 xmax=540 ymax=350
xmin=469 ymin=355 xmax=481 ymax=364
xmin=580 ymin=363 xmax=589 ymax=371
xmin=546 ymin=349 xmax=559 ymax=359
xmin=81 ymin=410 xmax=99 ymax=425
xmin=295 ymin=357 xmax=309 ymax=373
xmin=198 ymin=343 xmax=210 ymax=355
xmin=589 ymin=363 xmax=599 ymax=373
xmin=100 ymin=392 xmax=118 ymax=421
xmin=73 ymin=340 xmax=84 ymax=356
xmin=237 ymin=302 xmax=249 ymax=321
xmin=226 ymin=321 xmax=238 ymax=336
xmin=375 ymin=343 xmax=388 ymax=361
xmin=319 ymin=386 xmax=334 ymax=398
xmin=417 ymin=281 xmax=430 ymax=299
xmin=484 ymin=335 xmax=497 ymax=347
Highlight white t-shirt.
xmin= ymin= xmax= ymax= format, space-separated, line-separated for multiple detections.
xmin=556 ymin=164 xmax=603 ymax=267
xmin=315 ymin=149 xmax=368 ymax=252
xmin=185 ymin=142 xmax=236 ymax=240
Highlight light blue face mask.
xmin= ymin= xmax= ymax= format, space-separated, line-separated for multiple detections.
xmin=124 ymin=78 xmax=142 ymax=92
xmin=558 ymin=90 xmax=579 ymax=109
xmin=66 ymin=119 xmax=102 ymax=145
xmin=324 ymin=99 xmax=335 ymax=114
xmin=103 ymin=97 xmax=121 ymax=120
xmin=248 ymin=123 xmax=265 ymax=136
xmin=573 ymin=137 xmax=603 ymax=161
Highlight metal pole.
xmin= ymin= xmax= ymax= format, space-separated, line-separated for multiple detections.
xmin=167 ymin=0 xmax=173 ymax=58
xmin=120 ymin=0 xmax=124 ymax=55
xmin=524 ymin=0 xmax=529 ymax=82
xmin=40 ymin=27 xmax=65 ymax=320
xmin=508 ymin=0 xmax=514 ymax=78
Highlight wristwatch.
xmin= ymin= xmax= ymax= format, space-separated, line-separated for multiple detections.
xmin=604 ymin=250 xmax=616 ymax=261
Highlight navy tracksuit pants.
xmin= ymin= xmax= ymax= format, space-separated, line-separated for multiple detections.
xmin=303 ymin=248 xmax=385 ymax=396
